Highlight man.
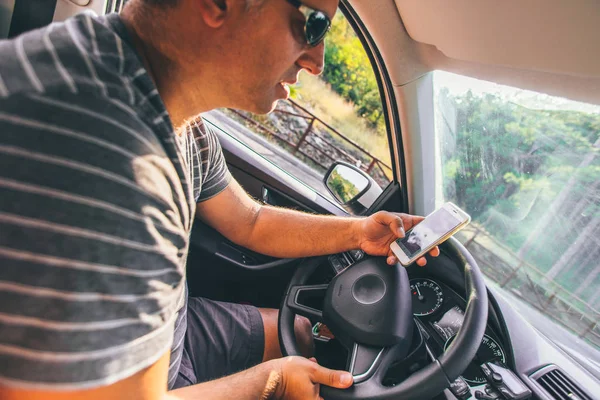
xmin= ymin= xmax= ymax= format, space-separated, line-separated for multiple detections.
xmin=0 ymin=0 xmax=439 ymax=399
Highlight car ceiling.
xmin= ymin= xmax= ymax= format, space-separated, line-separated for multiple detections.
xmin=43 ymin=0 xmax=600 ymax=105
xmin=349 ymin=0 xmax=600 ymax=105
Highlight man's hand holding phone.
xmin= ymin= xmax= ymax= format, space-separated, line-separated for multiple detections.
xmin=389 ymin=202 xmax=471 ymax=266
xmin=357 ymin=211 xmax=441 ymax=266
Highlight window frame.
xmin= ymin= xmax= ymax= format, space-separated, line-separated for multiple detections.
xmin=337 ymin=0 xmax=408 ymax=211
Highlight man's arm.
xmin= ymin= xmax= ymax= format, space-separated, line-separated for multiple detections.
xmin=1 ymin=352 xmax=353 ymax=400
xmin=196 ymin=179 xmax=362 ymax=258
xmin=196 ymin=179 xmax=437 ymax=264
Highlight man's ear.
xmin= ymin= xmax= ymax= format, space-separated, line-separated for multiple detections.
xmin=197 ymin=0 xmax=229 ymax=28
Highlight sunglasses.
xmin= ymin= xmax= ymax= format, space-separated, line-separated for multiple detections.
xmin=286 ymin=0 xmax=332 ymax=47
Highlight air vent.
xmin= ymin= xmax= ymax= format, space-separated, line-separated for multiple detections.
xmin=532 ymin=366 xmax=592 ymax=400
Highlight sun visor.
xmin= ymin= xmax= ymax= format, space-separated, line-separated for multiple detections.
xmin=395 ymin=0 xmax=600 ymax=79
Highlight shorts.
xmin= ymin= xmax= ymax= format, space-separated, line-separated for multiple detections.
xmin=172 ymin=297 xmax=265 ymax=388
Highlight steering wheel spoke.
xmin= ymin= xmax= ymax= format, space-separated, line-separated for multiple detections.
xmin=347 ymin=342 xmax=389 ymax=383
xmin=285 ymin=283 xmax=328 ymax=321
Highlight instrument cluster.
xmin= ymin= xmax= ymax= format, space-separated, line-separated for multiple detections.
xmin=409 ymin=278 xmax=506 ymax=386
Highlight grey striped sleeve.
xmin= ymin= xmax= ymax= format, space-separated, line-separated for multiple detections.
xmin=0 ymin=92 xmax=187 ymax=390
xmin=195 ymin=119 xmax=232 ymax=202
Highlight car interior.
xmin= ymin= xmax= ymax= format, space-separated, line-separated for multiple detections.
xmin=1 ymin=0 xmax=599 ymax=399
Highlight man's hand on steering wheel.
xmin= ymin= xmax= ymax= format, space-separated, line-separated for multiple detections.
xmin=269 ymin=356 xmax=353 ymax=400
xmin=356 ymin=211 xmax=441 ymax=266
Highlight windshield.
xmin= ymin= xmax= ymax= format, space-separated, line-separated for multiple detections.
xmin=433 ymin=71 xmax=600 ymax=354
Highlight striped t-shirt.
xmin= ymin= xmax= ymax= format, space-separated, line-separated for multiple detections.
xmin=0 ymin=12 xmax=231 ymax=390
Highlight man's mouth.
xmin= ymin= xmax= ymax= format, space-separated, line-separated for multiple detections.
xmin=278 ymin=81 xmax=292 ymax=97
xmin=277 ymin=77 xmax=299 ymax=99
xmin=280 ymin=79 xmax=298 ymax=88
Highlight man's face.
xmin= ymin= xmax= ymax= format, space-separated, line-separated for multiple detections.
xmin=221 ymin=0 xmax=339 ymax=114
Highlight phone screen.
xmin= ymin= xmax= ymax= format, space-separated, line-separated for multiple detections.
xmin=395 ymin=207 xmax=462 ymax=258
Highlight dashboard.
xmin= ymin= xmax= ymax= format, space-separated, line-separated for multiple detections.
xmin=313 ymin=249 xmax=600 ymax=400
xmin=409 ymin=278 xmax=506 ymax=386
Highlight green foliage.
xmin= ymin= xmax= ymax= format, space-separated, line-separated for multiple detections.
xmin=322 ymin=14 xmax=385 ymax=134
xmin=291 ymin=72 xmax=392 ymax=176
xmin=327 ymin=169 xmax=361 ymax=203
xmin=439 ymin=87 xmax=600 ymax=283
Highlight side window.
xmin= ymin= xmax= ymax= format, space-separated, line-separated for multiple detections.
xmin=434 ymin=71 xmax=600 ymax=347
xmin=215 ymin=10 xmax=392 ymax=206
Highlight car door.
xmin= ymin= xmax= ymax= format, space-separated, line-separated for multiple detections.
xmin=187 ymin=3 xmax=408 ymax=308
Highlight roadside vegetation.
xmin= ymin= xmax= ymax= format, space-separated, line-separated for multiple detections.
xmin=289 ymin=12 xmax=392 ymax=173
xmin=291 ymin=73 xmax=391 ymax=167
xmin=321 ymin=14 xmax=386 ymax=134
xmin=437 ymin=84 xmax=600 ymax=346
xmin=326 ymin=168 xmax=361 ymax=203
xmin=439 ymin=88 xmax=600 ymax=292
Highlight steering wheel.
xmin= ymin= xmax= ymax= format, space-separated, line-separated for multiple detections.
xmin=278 ymin=237 xmax=488 ymax=400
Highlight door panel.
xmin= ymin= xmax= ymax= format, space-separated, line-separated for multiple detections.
xmin=186 ymin=120 xmax=349 ymax=306
xmin=186 ymin=220 xmax=301 ymax=306
xmin=228 ymin=165 xmax=318 ymax=212
xmin=209 ymin=118 xmax=347 ymax=216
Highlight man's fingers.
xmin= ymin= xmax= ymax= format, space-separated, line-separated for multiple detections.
xmin=378 ymin=211 xmax=405 ymax=237
xmin=413 ymin=246 xmax=438 ymax=267
xmin=403 ymin=214 xmax=424 ymax=230
xmin=387 ymin=250 xmax=399 ymax=265
xmin=391 ymin=217 xmax=405 ymax=237
xmin=311 ymin=364 xmax=353 ymax=389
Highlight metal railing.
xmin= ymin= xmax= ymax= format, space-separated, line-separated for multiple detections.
xmin=458 ymin=224 xmax=600 ymax=348
xmin=227 ymin=99 xmax=392 ymax=188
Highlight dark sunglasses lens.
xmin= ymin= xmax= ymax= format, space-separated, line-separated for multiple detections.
xmin=306 ymin=11 xmax=330 ymax=46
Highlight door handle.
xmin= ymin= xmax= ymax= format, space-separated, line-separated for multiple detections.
xmin=262 ymin=186 xmax=276 ymax=205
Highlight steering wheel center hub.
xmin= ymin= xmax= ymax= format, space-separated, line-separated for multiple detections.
xmin=352 ymin=274 xmax=386 ymax=304
xmin=322 ymin=257 xmax=413 ymax=347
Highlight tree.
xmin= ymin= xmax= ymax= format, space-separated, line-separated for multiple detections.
xmin=322 ymin=14 xmax=385 ymax=134
xmin=438 ymin=87 xmax=600 ymax=302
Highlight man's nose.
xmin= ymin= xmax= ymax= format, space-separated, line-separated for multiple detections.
xmin=296 ymin=42 xmax=325 ymax=75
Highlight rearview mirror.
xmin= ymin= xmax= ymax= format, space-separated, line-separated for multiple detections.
xmin=325 ymin=163 xmax=371 ymax=204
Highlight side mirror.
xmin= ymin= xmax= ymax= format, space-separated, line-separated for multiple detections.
xmin=324 ymin=162 xmax=382 ymax=214
xmin=325 ymin=163 xmax=370 ymax=204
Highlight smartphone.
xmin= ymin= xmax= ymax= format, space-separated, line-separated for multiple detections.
xmin=390 ymin=202 xmax=471 ymax=266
